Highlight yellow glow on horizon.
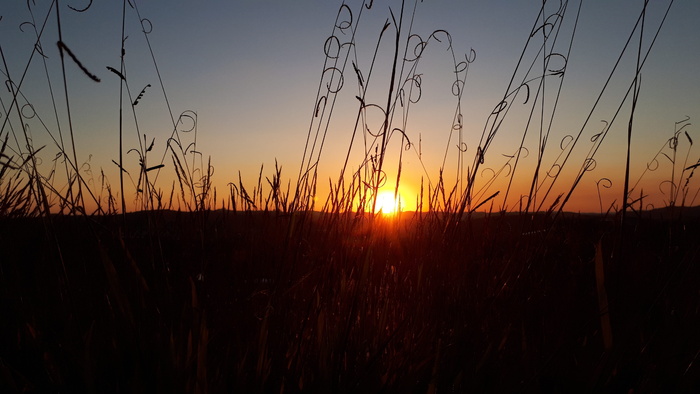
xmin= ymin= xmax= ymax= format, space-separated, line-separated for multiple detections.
xmin=374 ymin=190 xmax=404 ymax=215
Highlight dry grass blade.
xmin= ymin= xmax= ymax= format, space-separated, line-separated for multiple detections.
xmin=57 ymin=41 xmax=101 ymax=82
xmin=595 ymin=239 xmax=613 ymax=351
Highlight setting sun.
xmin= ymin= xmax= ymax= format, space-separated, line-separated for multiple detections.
xmin=374 ymin=190 xmax=403 ymax=215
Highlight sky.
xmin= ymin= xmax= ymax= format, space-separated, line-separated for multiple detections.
xmin=1 ymin=0 xmax=699 ymax=213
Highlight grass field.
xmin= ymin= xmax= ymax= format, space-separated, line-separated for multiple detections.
xmin=1 ymin=208 xmax=699 ymax=392
xmin=1 ymin=0 xmax=700 ymax=392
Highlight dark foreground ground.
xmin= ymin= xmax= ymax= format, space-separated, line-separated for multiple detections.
xmin=1 ymin=208 xmax=699 ymax=392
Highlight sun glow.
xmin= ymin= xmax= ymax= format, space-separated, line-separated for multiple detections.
xmin=374 ymin=190 xmax=403 ymax=215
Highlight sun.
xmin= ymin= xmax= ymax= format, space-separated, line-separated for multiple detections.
xmin=374 ymin=190 xmax=403 ymax=215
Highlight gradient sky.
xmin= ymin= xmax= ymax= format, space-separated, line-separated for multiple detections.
xmin=1 ymin=0 xmax=698 ymax=213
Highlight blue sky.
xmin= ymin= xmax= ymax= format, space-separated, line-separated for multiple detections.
xmin=1 ymin=0 xmax=698 ymax=212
